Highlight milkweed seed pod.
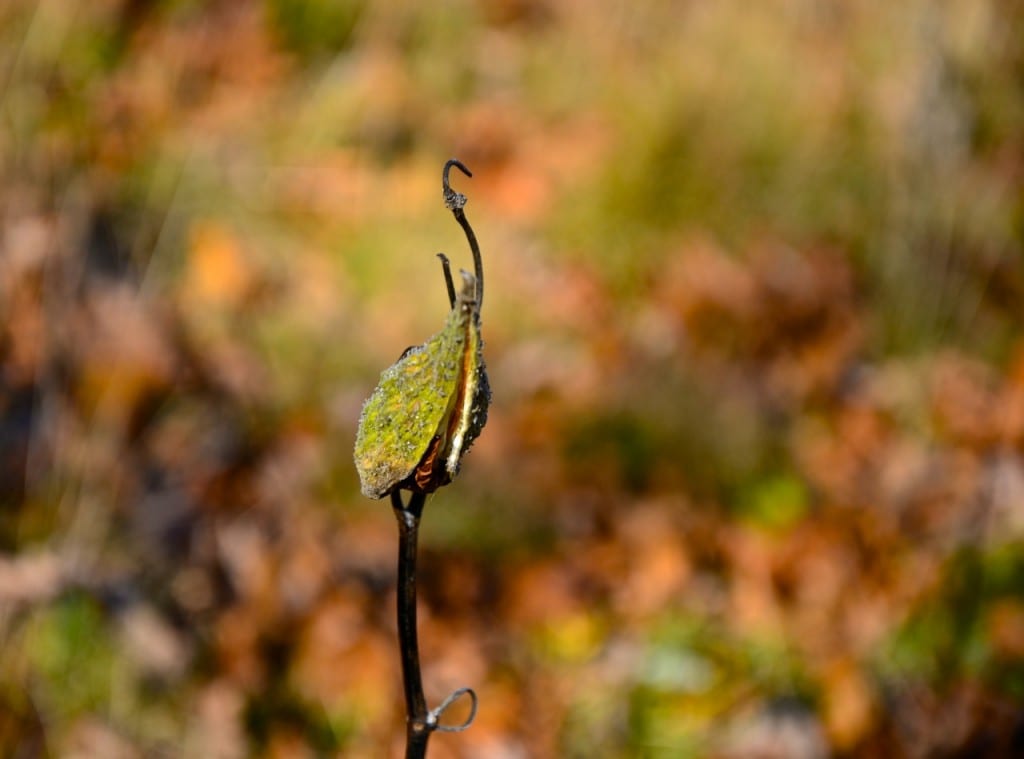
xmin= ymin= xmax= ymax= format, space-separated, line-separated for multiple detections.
xmin=354 ymin=270 xmax=490 ymax=498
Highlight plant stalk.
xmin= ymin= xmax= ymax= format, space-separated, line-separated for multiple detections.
xmin=392 ymin=490 xmax=431 ymax=759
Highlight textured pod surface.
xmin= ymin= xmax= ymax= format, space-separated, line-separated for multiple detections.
xmin=354 ymin=272 xmax=489 ymax=499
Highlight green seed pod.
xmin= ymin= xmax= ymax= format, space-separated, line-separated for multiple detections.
xmin=354 ymin=270 xmax=490 ymax=499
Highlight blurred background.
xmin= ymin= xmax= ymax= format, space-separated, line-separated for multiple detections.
xmin=2 ymin=1 xmax=1023 ymax=757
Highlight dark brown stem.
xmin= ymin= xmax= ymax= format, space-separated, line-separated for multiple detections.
xmin=442 ymin=159 xmax=484 ymax=310
xmin=392 ymin=490 xmax=431 ymax=759
xmin=436 ymin=253 xmax=456 ymax=309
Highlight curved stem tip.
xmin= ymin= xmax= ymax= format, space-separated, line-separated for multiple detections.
xmin=441 ymin=158 xmax=484 ymax=310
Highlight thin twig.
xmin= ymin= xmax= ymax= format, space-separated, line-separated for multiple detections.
xmin=436 ymin=253 xmax=456 ymax=309
xmin=392 ymin=490 xmax=431 ymax=759
xmin=443 ymin=159 xmax=484 ymax=309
